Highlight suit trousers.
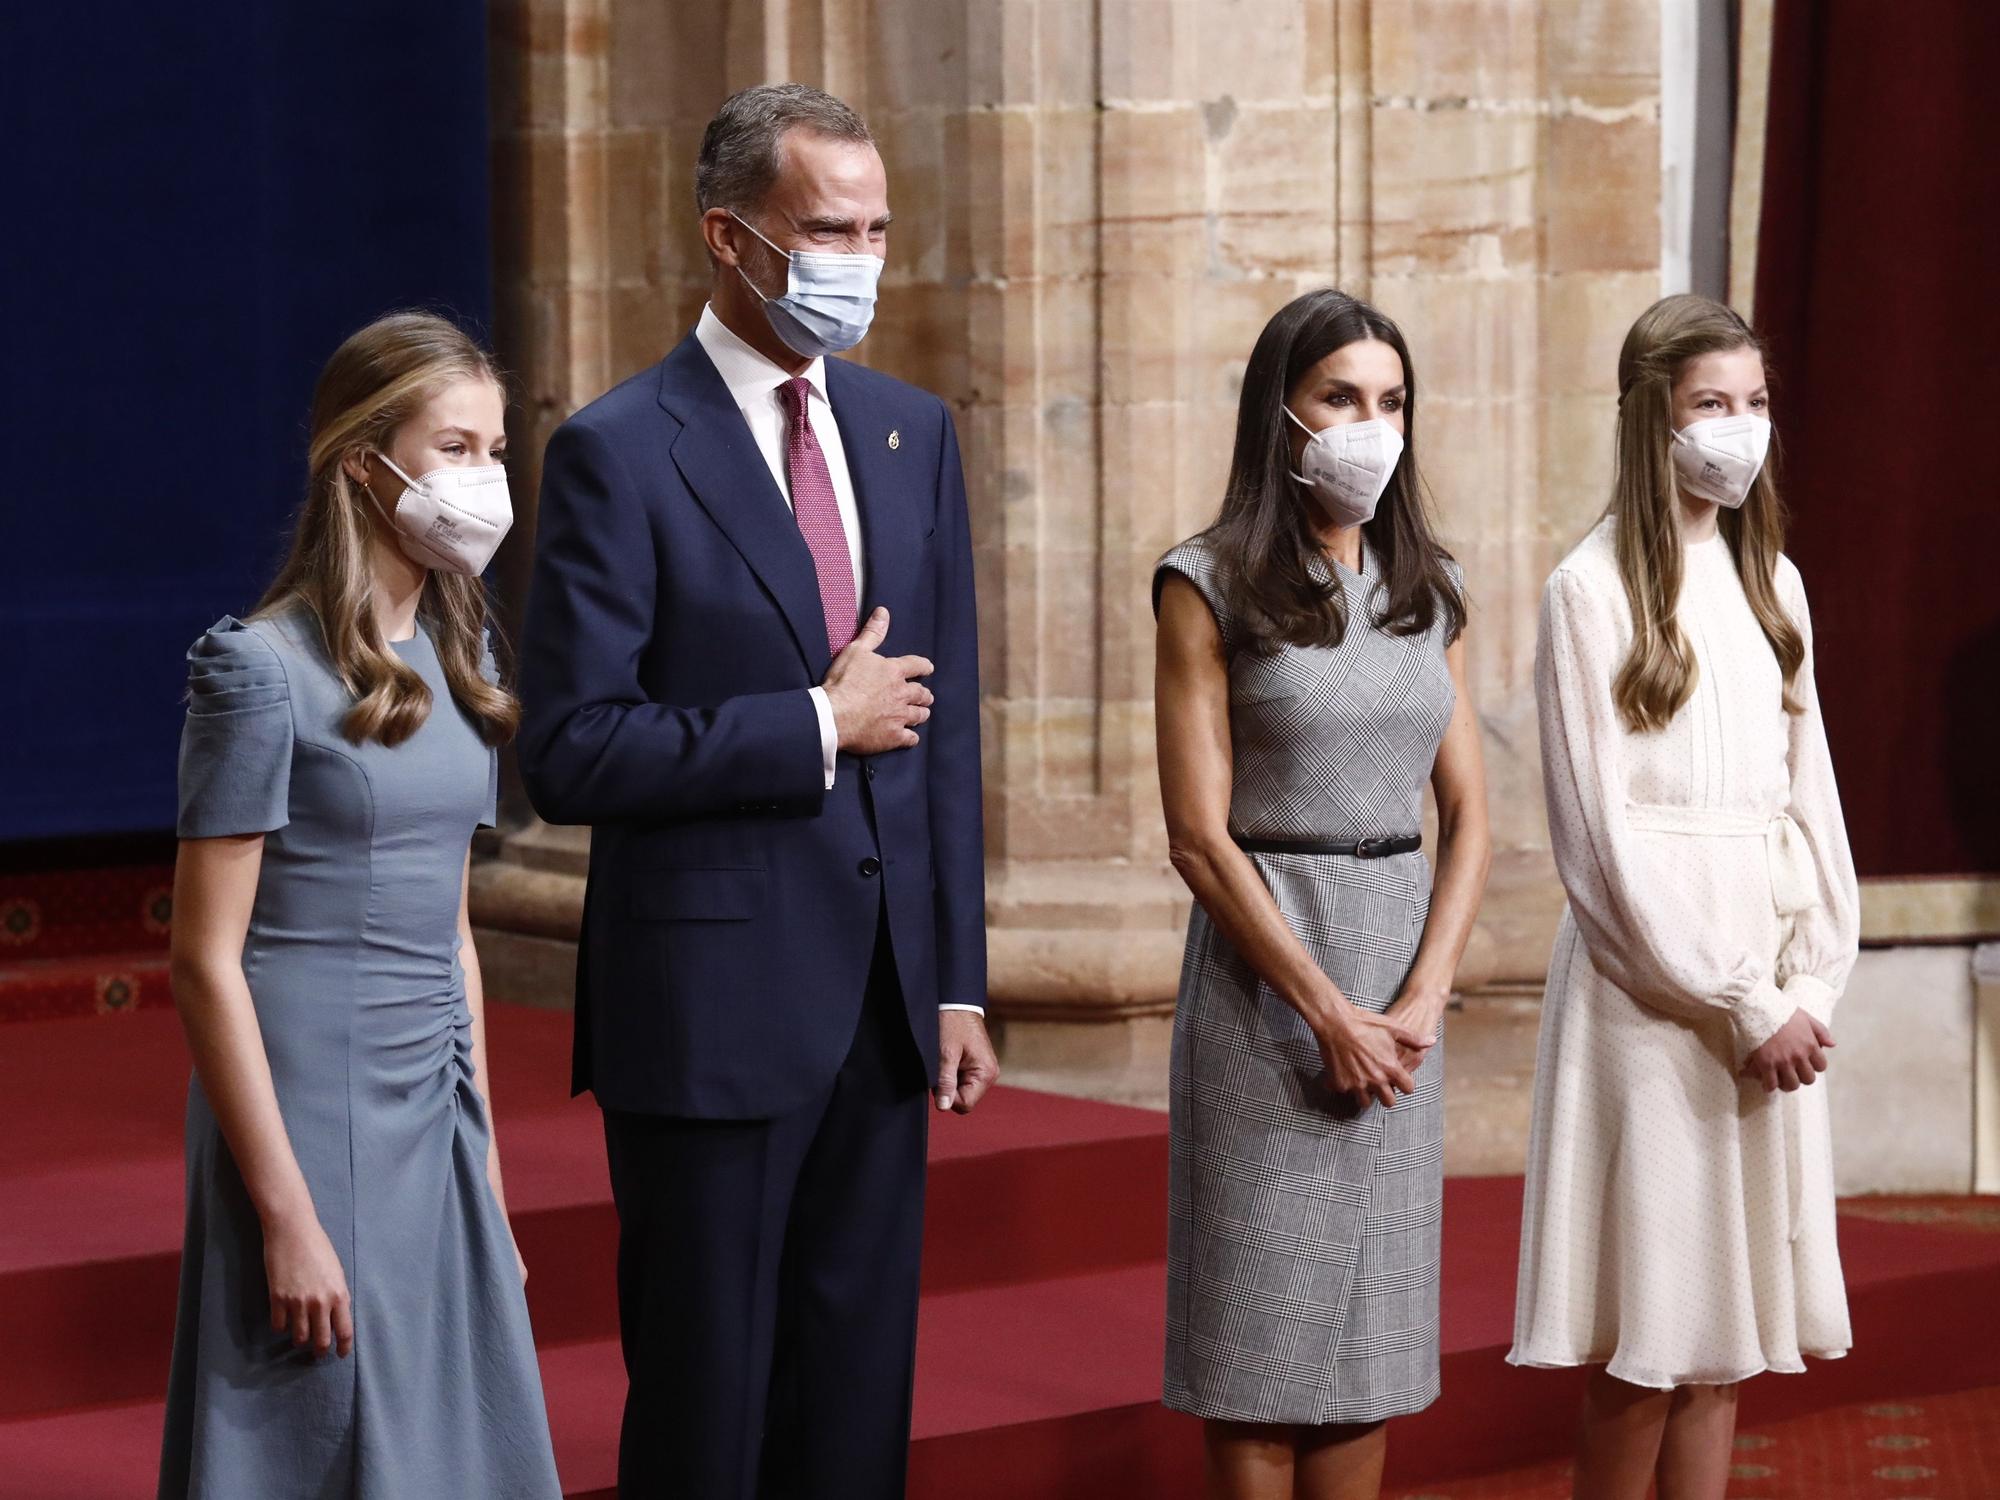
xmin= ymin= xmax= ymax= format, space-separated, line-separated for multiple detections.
xmin=601 ymin=911 xmax=931 ymax=1499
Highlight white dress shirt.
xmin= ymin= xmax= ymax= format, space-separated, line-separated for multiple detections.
xmin=695 ymin=306 xmax=982 ymax=1017
xmin=695 ymin=304 xmax=860 ymax=791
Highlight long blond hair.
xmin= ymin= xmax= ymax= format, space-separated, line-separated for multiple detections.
xmin=1608 ymin=294 xmax=1804 ymax=733
xmin=256 ymin=311 xmax=521 ymax=749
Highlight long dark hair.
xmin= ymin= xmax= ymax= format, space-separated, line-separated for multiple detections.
xmin=1206 ymin=288 xmax=1465 ymax=653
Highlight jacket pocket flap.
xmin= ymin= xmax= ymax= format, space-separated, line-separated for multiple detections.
xmin=629 ymin=867 xmax=766 ymax=922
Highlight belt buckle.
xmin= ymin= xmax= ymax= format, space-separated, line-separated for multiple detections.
xmin=1354 ymin=837 xmax=1385 ymax=858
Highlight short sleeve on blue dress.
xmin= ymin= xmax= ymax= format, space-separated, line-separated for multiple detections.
xmin=478 ymin=626 xmax=500 ymax=830
xmin=177 ymin=617 xmax=294 ymax=838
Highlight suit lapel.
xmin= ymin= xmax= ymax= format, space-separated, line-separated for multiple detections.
xmin=828 ymin=360 xmax=919 ymax=625
xmin=657 ymin=336 xmax=830 ymax=675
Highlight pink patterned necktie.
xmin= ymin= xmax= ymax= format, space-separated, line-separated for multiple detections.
xmin=779 ymin=376 xmax=859 ymax=656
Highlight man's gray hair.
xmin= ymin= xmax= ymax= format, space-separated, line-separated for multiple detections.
xmin=694 ymin=83 xmax=874 ymax=216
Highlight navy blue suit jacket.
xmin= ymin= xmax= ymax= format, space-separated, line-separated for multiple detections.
xmin=517 ymin=333 xmax=986 ymax=1119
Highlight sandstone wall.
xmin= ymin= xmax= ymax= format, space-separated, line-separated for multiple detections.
xmin=479 ymin=0 xmax=1670 ymax=1029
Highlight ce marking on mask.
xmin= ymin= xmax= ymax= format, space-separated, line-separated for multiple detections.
xmin=887 ymin=430 xmax=900 ymax=450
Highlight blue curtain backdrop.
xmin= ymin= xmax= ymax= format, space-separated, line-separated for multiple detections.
xmin=0 ymin=3 xmax=493 ymax=840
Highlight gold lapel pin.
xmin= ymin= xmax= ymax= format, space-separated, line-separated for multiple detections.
xmin=887 ymin=430 xmax=900 ymax=450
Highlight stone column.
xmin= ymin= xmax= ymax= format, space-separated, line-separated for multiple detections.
xmin=1377 ymin=0 xmax=1667 ymax=997
xmin=1728 ymin=0 xmax=1775 ymax=315
xmin=474 ymin=1 xmax=1669 ymax=1112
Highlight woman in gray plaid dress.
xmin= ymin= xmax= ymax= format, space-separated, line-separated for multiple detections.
xmin=1153 ymin=289 xmax=1490 ymax=1498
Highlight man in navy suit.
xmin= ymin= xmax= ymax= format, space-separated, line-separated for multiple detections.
xmin=517 ymin=83 xmax=998 ymax=1499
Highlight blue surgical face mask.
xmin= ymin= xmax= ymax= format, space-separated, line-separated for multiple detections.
xmin=730 ymin=211 xmax=884 ymax=358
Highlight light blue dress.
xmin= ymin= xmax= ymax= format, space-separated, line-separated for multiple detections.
xmin=157 ymin=603 xmax=560 ymax=1499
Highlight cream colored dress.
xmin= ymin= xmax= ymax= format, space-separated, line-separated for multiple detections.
xmin=1510 ymin=519 xmax=1860 ymax=1389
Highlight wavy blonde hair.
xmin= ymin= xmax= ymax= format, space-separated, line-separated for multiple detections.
xmin=1608 ymin=294 xmax=1804 ymax=733
xmin=256 ymin=311 xmax=521 ymax=749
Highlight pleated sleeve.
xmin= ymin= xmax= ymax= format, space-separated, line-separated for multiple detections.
xmin=176 ymin=617 xmax=294 ymax=839
xmin=1536 ymin=567 xmax=1794 ymax=1062
xmin=1771 ymin=558 xmax=1861 ymax=1027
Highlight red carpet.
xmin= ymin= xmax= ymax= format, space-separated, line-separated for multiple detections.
xmin=1385 ymin=1384 xmax=2000 ymax=1499
xmin=1 ymin=1003 xmax=1996 ymax=1498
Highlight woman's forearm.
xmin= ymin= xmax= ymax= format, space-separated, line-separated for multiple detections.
xmin=461 ymin=932 xmax=507 ymax=1204
xmin=1404 ymin=804 xmax=1492 ymax=995
xmin=458 ymin=936 xmax=512 ymax=1224
xmin=171 ymin=961 xmax=314 ymax=1226
xmin=454 ymin=846 xmax=508 ymax=1202
xmin=1169 ymin=832 xmax=1355 ymax=1039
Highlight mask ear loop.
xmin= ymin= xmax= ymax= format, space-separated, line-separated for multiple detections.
xmin=358 ymin=451 xmax=415 ymax=533
xmin=727 ymin=210 xmax=792 ymax=304
xmin=1283 ymin=403 xmax=1324 ymax=489
xmin=372 ymin=451 xmax=422 ymax=491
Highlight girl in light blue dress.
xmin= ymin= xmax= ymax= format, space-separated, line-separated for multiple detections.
xmin=158 ymin=312 xmax=561 ymax=1498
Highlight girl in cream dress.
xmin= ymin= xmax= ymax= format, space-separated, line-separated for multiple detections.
xmin=1511 ymin=295 xmax=1859 ymax=1500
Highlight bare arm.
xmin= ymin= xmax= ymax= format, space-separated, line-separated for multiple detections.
xmin=1385 ymin=634 xmax=1492 ymax=1053
xmin=458 ymin=853 xmax=499 ymax=1195
xmin=171 ymin=835 xmax=353 ymax=1357
xmin=457 ymin=854 xmax=526 ymax=1281
xmin=1154 ymin=574 xmax=1422 ymax=1108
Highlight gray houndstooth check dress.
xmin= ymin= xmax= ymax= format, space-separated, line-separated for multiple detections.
xmin=1155 ymin=533 xmax=1460 ymax=1425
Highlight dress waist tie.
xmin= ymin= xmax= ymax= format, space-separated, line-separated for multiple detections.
xmin=1624 ymin=804 xmax=1818 ymax=916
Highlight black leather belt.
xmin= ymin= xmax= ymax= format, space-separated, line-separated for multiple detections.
xmin=1233 ymin=833 xmax=1422 ymax=859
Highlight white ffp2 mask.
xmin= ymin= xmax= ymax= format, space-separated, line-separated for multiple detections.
xmin=1286 ymin=407 xmax=1405 ymax=528
xmin=1670 ymin=415 xmax=1771 ymax=510
xmin=369 ymin=453 xmax=513 ymax=576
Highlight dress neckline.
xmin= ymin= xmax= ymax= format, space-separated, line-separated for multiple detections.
xmin=1684 ymin=531 xmax=1732 ymax=572
xmin=1316 ymin=534 xmax=1373 ymax=583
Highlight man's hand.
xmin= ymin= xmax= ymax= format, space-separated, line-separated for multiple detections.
xmin=824 ymin=608 xmax=935 ymax=755
xmin=936 ymin=1009 xmax=999 ymax=1115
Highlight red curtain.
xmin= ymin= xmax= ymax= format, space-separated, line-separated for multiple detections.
xmin=1755 ymin=0 xmax=2000 ymax=878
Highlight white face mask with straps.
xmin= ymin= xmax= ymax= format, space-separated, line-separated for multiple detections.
xmin=1669 ymin=414 xmax=1772 ymax=510
xmin=367 ymin=452 xmax=513 ymax=577
xmin=1285 ymin=406 xmax=1405 ymax=528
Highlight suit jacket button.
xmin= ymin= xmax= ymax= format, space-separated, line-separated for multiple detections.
xmin=865 ymin=764 xmax=876 ymax=781
xmin=858 ymin=856 xmax=882 ymax=877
